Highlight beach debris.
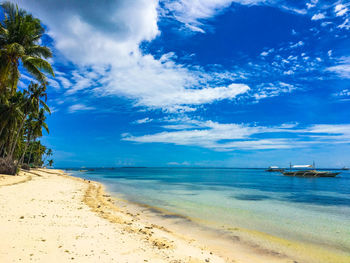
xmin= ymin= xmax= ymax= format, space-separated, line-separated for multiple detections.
xmin=152 ymin=238 xmax=173 ymax=249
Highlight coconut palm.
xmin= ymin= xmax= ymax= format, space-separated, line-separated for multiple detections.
xmin=48 ymin=159 xmax=53 ymax=167
xmin=0 ymin=2 xmax=54 ymax=97
xmin=0 ymin=2 xmax=54 ymax=174
xmin=26 ymin=108 xmax=49 ymax=166
xmin=0 ymin=91 xmax=24 ymax=156
xmin=42 ymin=148 xmax=52 ymax=164
xmin=9 ymin=82 xmax=50 ymax=157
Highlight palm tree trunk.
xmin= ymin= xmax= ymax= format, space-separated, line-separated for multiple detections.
xmin=0 ymin=142 xmax=5 ymax=156
xmin=19 ymin=135 xmax=30 ymax=166
xmin=6 ymin=126 xmax=17 ymax=158
xmin=0 ymin=123 xmax=6 ymax=139
xmin=8 ymin=113 xmax=27 ymax=159
xmin=27 ymin=137 xmax=36 ymax=166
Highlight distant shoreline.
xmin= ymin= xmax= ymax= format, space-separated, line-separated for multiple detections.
xmin=59 ymin=166 xmax=347 ymax=170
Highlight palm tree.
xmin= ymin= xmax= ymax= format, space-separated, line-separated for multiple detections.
xmin=0 ymin=2 xmax=54 ymax=97
xmin=8 ymin=82 xmax=50 ymax=158
xmin=48 ymin=159 xmax=53 ymax=167
xmin=0 ymin=91 xmax=24 ymax=157
xmin=26 ymin=108 xmax=49 ymax=166
xmin=42 ymin=148 xmax=52 ymax=165
xmin=0 ymin=2 xmax=54 ymax=174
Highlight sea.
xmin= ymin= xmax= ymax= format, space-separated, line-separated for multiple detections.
xmin=67 ymin=167 xmax=350 ymax=258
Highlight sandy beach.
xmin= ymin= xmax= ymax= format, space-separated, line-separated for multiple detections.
xmin=0 ymin=169 xmax=347 ymax=263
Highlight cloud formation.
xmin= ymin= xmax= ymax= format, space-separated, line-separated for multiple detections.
xmin=12 ymin=0 xmax=251 ymax=112
xmin=123 ymin=118 xmax=350 ymax=151
xmin=161 ymin=0 xmax=266 ymax=32
xmin=68 ymin=104 xmax=95 ymax=113
xmin=326 ymin=57 xmax=350 ymax=79
xmin=162 ymin=0 xmax=350 ymax=33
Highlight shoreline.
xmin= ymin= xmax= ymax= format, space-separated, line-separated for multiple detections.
xmin=70 ymin=169 xmax=350 ymax=263
xmin=97 ymin=178 xmax=350 ymax=263
xmin=0 ymin=168 xmax=348 ymax=263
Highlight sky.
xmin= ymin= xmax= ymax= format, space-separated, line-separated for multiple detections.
xmin=5 ymin=0 xmax=350 ymax=168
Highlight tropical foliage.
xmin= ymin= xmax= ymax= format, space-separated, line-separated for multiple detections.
xmin=0 ymin=2 xmax=54 ymax=174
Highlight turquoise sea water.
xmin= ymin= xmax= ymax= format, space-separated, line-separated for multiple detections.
xmin=68 ymin=168 xmax=350 ymax=255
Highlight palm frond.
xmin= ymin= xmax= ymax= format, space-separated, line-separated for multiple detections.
xmin=22 ymin=57 xmax=46 ymax=82
xmin=22 ymin=55 xmax=54 ymax=77
xmin=26 ymin=45 xmax=52 ymax=58
xmin=42 ymin=122 xmax=49 ymax=134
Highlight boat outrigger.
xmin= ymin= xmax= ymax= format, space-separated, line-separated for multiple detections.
xmin=282 ymin=163 xmax=340 ymax=177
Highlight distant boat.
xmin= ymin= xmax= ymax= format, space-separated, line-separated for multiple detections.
xmin=341 ymin=167 xmax=349 ymax=170
xmin=282 ymin=163 xmax=340 ymax=177
xmin=283 ymin=170 xmax=339 ymax=177
xmin=266 ymin=166 xmax=285 ymax=172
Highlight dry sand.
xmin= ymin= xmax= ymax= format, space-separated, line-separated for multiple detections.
xmin=0 ymin=169 xmax=343 ymax=263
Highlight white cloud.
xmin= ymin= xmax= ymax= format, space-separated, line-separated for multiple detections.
xmin=135 ymin=83 xmax=250 ymax=110
xmin=327 ymin=64 xmax=350 ymax=78
xmin=68 ymin=103 xmax=95 ymax=113
xmin=13 ymin=0 xmax=250 ymax=112
xmin=335 ymin=4 xmax=348 ymax=17
xmin=290 ymin=41 xmax=304 ymax=48
xmin=161 ymin=0 xmax=309 ymax=33
xmin=306 ymin=0 xmax=318 ymax=9
xmin=326 ymin=57 xmax=350 ymax=78
xmin=334 ymin=89 xmax=350 ymax=97
xmin=260 ymin=48 xmax=274 ymax=57
xmin=283 ymin=70 xmax=294 ymax=75
xmin=311 ymin=13 xmax=325 ymax=20
xmin=47 ymin=78 xmax=60 ymax=90
xmin=161 ymin=0 xmax=254 ymax=33
xmin=253 ymin=82 xmax=297 ymax=100
xmin=56 ymin=76 xmax=72 ymax=89
xmin=338 ymin=18 xmax=350 ymax=29
xmin=18 ymin=0 xmax=160 ymax=65
xmin=123 ymin=118 xmax=350 ymax=151
xmin=134 ymin=117 xmax=153 ymax=124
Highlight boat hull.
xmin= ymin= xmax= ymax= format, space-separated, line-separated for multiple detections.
xmin=282 ymin=170 xmax=339 ymax=177
xmin=266 ymin=169 xmax=285 ymax=172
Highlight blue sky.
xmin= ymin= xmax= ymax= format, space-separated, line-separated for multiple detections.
xmin=7 ymin=0 xmax=350 ymax=168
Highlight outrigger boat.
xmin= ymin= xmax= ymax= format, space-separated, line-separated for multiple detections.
xmin=266 ymin=166 xmax=285 ymax=172
xmin=282 ymin=163 xmax=340 ymax=177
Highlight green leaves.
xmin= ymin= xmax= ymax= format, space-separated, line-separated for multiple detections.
xmin=0 ymin=2 xmax=55 ymax=172
xmin=27 ymin=45 xmax=53 ymax=59
xmin=0 ymin=1 xmax=54 ymax=93
xmin=22 ymin=55 xmax=54 ymax=78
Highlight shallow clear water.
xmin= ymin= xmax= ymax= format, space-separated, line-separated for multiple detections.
xmin=68 ymin=168 xmax=350 ymax=253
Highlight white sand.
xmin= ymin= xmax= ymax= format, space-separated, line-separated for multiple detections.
xmin=0 ymin=169 xmax=227 ymax=263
